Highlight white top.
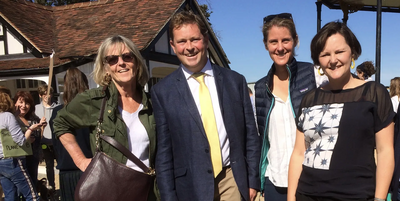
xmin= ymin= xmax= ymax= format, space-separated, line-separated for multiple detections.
xmin=0 ymin=112 xmax=27 ymax=158
xmin=392 ymin=95 xmax=399 ymax=113
xmin=265 ymin=95 xmax=296 ymax=187
xmin=119 ymin=104 xmax=150 ymax=173
xmin=181 ymin=60 xmax=230 ymax=167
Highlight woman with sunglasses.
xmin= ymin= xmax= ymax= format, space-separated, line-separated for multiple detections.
xmin=288 ymin=22 xmax=394 ymax=201
xmin=255 ymin=13 xmax=317 ymax=200
xmin=53 ymin=35 xmax=157 ymax=200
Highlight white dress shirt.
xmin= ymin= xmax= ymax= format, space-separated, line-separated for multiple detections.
xmin=181 ymin=60 xmax=230 ymax=167
xmin=119 ymin=104 xmax=150 ymax=173
xmin=265 ymin=95 xmax=296 ymax=187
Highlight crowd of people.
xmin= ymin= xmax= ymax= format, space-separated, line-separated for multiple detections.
xmin=1 ymin=10 xmax=400 ymax=201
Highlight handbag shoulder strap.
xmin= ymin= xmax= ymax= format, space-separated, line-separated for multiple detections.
xmin=100 ymin=135 xmax=150 ymax=173
xmin=97 ymin=85 xmax=152 ymax=174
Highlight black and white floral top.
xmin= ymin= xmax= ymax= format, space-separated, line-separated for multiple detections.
xmin=296 ymin=81 xmax=395 ymax=199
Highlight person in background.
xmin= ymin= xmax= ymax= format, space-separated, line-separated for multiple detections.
xmin=288 ymin=21 xmax=394 ymax=201
xmin=390 ymin=77 xmax=400 ymax=113
xmin=151 ymin=10 xmax=260 ymax=201
xmin=53 ymin=35 xmax=157 ymax=200
xmin=313 ymin=65 xmax=329 ymax=87
xmin=255 ymin=13 xmax=316 ymax=200
xmin=13 ymin=91 xmax=46 ymax=189
xmin=35 ymin=85 xmax=59 ymax=192
xmin=49 ymin=67 xmax=92 ymax=201
xmin=356 ymin=61 xmax=376 ymax=81
xmin=248 ymin=87 xmax=256 ymax=115
xmin=1 ymin=87 xmax=44 ymax=201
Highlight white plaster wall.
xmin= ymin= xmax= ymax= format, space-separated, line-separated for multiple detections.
xmin=7 ymin=30 xmax=23 ymax=54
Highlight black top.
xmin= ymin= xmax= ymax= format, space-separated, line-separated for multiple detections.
xmin=50 ymin=105 xmax=92 ymax=171
xmin=296 ymin=81 xmax=395 ymax=199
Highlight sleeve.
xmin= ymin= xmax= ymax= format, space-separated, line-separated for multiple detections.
xmin=151 ymin=86 xmax=179 ymax=201
xmin=296 ymin=93 xmax=311 ymax=133
xmin=241 ymin=75 xmax=261 ymax=190
xmin=52 ymin=92 xmax=95 ymax=138
xmin=5 ymin=112 xmax=26 ymax=146
xmin=374 ymin=83 xmax=396 ymax=133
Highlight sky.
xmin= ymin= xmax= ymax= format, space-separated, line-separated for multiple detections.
xmin=201 ymin=0 xmax=400 ymax=87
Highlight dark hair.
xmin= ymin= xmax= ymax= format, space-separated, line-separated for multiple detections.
xmin=262 ymin=13 xmax=298 ymax=55
xmin=63 ymin=68 xmax=89 ymax=105
xmin=356 ymin=61 xmax=376 ymax=78
xmin=310 ymin=21 xmax=362 ymax=65
xmin=13 ymin=91 xmax=37 ymax=120
xmin=169 ymin=10 xmax=208 ymax=41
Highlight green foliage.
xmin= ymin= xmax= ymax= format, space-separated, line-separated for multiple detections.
xmin=199 ymin=4 xmax=212 ymax=25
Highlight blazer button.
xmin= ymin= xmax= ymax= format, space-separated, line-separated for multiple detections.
xmin=207 ymin=169 xmax=212 ymax=174
xmin=205 ymin=149 xmax=209 ymax=153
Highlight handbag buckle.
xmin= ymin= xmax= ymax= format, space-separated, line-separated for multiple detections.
xmin=147 ymin=168 xmax=155 ymax=176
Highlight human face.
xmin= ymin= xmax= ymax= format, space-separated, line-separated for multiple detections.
xmin=170 ymin=23 xmax=209 ymax=73
xmin=356 ymin=70 xmax=364 ymax=80
xmin=39 ymin=93 xmax=52 ymax=105
xmin=15 ymin=97 xmax=30 ymax=117
xmin=105 ymin=44 xmax=137 ymax=86
xmin=318 ymin=33 xmax=352 ymax=81
xmin=265 ymin=26 xmax=295 ymax=68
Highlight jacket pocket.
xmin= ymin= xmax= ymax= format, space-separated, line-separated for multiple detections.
xmin=174 ymin=167 xmax=187 ymax=178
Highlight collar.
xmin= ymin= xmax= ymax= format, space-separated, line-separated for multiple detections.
xmin=181 ymin=59 xmax=213 ymax=80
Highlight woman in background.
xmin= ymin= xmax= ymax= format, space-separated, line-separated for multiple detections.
xmin=356 ymin=61 xmax=376 ymax=81
xmin=389 ymin=77 xmax=400 ymax=113
xmin=13 ymin=91 xmax=46 ymax=188
xmin=0 ymin=87 xmax=44 ymax=201
xmin=50 ymin=67 xmax=92 ymax=201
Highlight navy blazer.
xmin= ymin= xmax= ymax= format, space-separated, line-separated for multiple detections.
xmin=151 ymin=64 xmax=260 ymax=201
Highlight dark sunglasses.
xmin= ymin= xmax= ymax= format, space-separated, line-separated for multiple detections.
xmin=104 ymin=52 xmax=134 ymax=65
xmin=263 ymin=13 xmax=293 ymax=24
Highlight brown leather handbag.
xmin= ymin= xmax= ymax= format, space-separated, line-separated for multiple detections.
xmin=75 ymin=87 xmax=155 ymax=201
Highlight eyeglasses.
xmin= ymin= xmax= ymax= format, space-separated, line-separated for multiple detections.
xmin=263 ymin=13 xmax=293 ymax=24
xmin=104 ymin=52 xmax=134 ymax=65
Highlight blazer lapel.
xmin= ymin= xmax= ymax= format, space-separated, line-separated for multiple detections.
xmin=174 ymin=68 xmax=205 ymax=136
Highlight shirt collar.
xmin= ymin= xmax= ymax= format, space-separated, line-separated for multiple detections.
xmin=181 ymin=59 xmax=213 ymax=80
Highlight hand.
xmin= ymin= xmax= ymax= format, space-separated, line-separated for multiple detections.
xmin=39 ymin=117 xmax=47 ymax=126
xmin=249 ymin=188 xmax=257 ymax=201
xmin=15 ymin=105 xmax=21 ymax=116
xmin=76 ymin=158 xmax=92 ymax=172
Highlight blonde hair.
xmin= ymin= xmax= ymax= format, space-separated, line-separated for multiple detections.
xmin=0 ymin=90 xmax=13 ymax=113
xmin=92 ymin=35 xmax=149 ymax=87
xmin=389 ymin=77 xmax=400 ymax=98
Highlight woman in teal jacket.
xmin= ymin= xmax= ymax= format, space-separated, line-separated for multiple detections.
xmin=53 ymin=35 xmax=157 ymax=200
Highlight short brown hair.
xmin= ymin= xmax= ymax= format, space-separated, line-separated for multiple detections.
xmin=356 ymin=61 xmax=376 ymax=77
xmin=169 ymin=10 xmax=208 ymax=41
xmin=92 ymin=35 xmax=149 ymax=87
xmin=37 ymin=84 xmax=54 ymax=96
xmin=311 ymin=21 xmax=361 ymax=66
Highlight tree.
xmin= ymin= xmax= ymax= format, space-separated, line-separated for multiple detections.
xmin=199 ymin=4 xmax=213 ymax=26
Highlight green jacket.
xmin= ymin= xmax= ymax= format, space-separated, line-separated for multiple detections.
xmin=53 ymin=81 xmax=156 ymax=172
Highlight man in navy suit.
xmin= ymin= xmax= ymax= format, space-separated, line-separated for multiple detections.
xmin=151 ymin=11 xmax=260 ymax=201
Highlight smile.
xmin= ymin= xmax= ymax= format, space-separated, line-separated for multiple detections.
xmin=185 ymin=52 xmax=198 ymax=57
xmin=118 ymin=69 xmax=129 ymax=73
